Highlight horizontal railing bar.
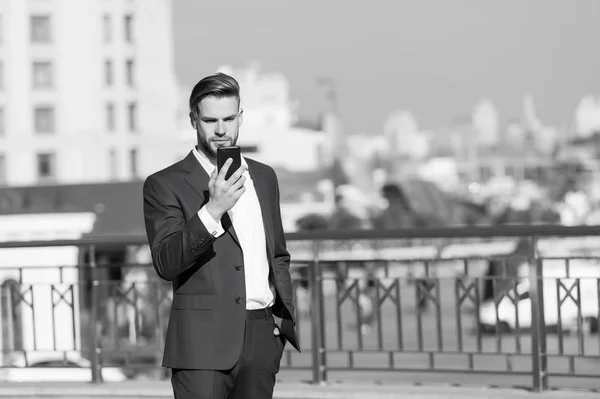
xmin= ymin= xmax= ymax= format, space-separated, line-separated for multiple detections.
xmin=0 ymin=235 xmax=148 ymax=248
xmin=548 ymin=373 xmax=600 ymax=378
xmin=0 ymin=259 xmax=598 ymax=272
xmin=322 ymin=350 xmax=536 ymax=355
xmin=318 ymin=350 xmax=600 ymax=357
xmin=279 ymin=366 xmax=312 ymax=370
xmin=2 ymin=225 xmax=600 ymax=248
xmin=324 ymin=367 xmax=532 ymax=375
xmin=292 ymin=256 xmax=532 ymax=263
xmin=286 ymin=225 xmax=600 ymax=240
xmin=546 ymin=354 xmax=600 ymax=359
xmin=292 ymin=256 xmax=600 ymax=264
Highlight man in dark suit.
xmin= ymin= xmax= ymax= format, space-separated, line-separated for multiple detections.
xmin=143 ymin=72 xmax=299 ymax=398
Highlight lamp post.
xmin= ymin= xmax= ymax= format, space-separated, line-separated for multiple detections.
xmin=317 ymin=77 xmax=347 ymax=184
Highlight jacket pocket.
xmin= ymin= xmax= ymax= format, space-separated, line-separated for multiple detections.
xmin=172 ymin=293 xmax=217 ymax=309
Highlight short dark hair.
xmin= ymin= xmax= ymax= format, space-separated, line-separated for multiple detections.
xmin=189 ymin=72 xmax=240 ymax=115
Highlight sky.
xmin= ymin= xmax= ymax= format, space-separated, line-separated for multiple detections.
xmin=172 ymin=0 xmax=600 ymax=134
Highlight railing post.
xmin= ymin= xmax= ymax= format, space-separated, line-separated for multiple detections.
xmin=3 ymin=283 xmax=15 ymax=358
xmin=309 ymin=240 xmax=327 ymax=384
xmin=527 ymin=236 xmax=548 ymax=391
xmin=88 ymin=244 xmax=103 ymax=384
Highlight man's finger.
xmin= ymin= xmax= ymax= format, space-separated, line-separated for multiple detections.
xmin=217 ymin=159 xmax=232 ymax=181
xmin=227 ymin=164 xmax=247 ymax=184
xmin=209 ymin=167 xmax=218 ymax=186
xmin=230 ymin=175 xmax=246 ymax=191
xmin=232 ymin=186 xmax=246 ymax=200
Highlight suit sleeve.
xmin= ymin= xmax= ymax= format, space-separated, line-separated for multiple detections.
xmin=270 ymin=169 xmax=295 ymax=320
xmin=143 ymin=174 xmax=216 ymax=281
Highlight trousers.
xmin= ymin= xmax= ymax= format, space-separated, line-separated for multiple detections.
xmin=171 ymin=307 xmax=285 ymax=399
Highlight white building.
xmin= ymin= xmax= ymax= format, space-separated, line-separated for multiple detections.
xmin=383 ymin=110 xmax=429 ymax=159
xmin=0 ymin=0 xmax=179 ymax=187
xmin=575 ymin=95 xmax=600 ymax=138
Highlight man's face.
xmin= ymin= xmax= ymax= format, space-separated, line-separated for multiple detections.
xmin=191 ymin=95 xmax=242 ymax=161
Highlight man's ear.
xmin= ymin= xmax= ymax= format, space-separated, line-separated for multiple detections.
xmin=189 ymin=112 xmax=197 ymax=129
xmin=238 ymin=109 xmax=244 ymax=127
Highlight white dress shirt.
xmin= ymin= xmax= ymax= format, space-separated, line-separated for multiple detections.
xmin=193 ymin=148 xmax=275 ymax=310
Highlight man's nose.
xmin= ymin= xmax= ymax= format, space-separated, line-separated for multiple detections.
xmin=215 ymin=121 xmax=226 ymax=135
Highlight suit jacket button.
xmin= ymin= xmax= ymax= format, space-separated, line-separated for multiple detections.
xmin=235 ymin=265 xmax=242 ymax=271
xmin=235 ymin=297 xmax=242 ymax=304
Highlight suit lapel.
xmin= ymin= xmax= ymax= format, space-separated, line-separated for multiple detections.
xmin=182 ymin=151 xmax=209 ymax=202
xmin=248 ymin=160 xmax=275 ymax=263
xmin=182 ymin=151 xmax=240 ymax=247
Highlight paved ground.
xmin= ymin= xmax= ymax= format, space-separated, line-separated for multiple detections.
xmin=0 ymin=380 xmax=598 ymax=399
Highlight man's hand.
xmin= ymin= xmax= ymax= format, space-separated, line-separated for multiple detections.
xmin=205 ymin=159 xmax=247 ymax=221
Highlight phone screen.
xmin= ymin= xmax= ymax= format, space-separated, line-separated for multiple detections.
xmin=216 ymin=146 xmax=241 ymax=180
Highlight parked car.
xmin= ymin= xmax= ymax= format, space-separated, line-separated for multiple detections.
xmin=479 ymin=259 xmax=600 ymax=334
xmin=0 ymin=352 xmax=128 ymax=382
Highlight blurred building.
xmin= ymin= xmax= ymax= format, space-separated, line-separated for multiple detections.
xmin=472 ymin=99 xmax=499 ymax=147
xmin=383 ymin=110 xmax=429 ymax=160
xmin=575 ymin=95 xmax=600 ymax=138
xmin=425 ymin=96 xmax=563 ymax=186
xmin=0 ymin=0 xmax=179 ymax=187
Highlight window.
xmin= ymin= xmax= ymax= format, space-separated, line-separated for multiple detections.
xmin=0 ymin=108 xmax=4 ymax=136
xmin=102 ymin=14 xmax=112 ymax=44
xmin=109 ymin=148 xmax=117 ymax=179
xmin=31 ymin=16 xmax=52 ymax=43
xmin=480 ymin=165 xmax=493 ymax=182
xmin=106 ymin=103 xmax=115 ymax=132
xmin=32 ymin=61 xmax=54 ymax=88
xmin=124 ymin=15 xmax=133 ymax=43
xmin=127 ymin=102 xmax=136 ymax=132
xmin=104 ymin=60 xmax=113 ymax=86
xmin=0 ymin=154 xmax=5 ymax=185
xmin=34 ymin=106 xmax=55 ymax=134
xmin=37 ymin=152 xmax=56 ymax=181
xmin=126 ymin=59 xmax=134 ymax=87
xmin=129 ymin=148 xmax=138 ymax=178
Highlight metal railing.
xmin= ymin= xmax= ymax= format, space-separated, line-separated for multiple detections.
xmin=0 ymin=226 xmax=599 ymax=392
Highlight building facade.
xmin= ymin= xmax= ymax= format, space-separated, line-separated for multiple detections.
xmin=0 ymin=0 xmax=179 ymax=187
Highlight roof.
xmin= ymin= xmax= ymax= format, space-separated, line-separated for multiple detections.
xmin=0 ymin=169 xmax=327 ymax=238
xmin=0 ymin=181 xmax=145 ymax=238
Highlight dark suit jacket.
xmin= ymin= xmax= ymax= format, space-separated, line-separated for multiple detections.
xmin=143 ymin=151 xmax=299 ymax=370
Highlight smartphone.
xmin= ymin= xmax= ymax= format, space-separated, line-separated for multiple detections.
xmin=216 ymin=145 xmax=242 ymax=181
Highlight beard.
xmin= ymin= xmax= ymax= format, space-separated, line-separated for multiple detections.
xmin=197 ymin=134 xmax=238 ymax=158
